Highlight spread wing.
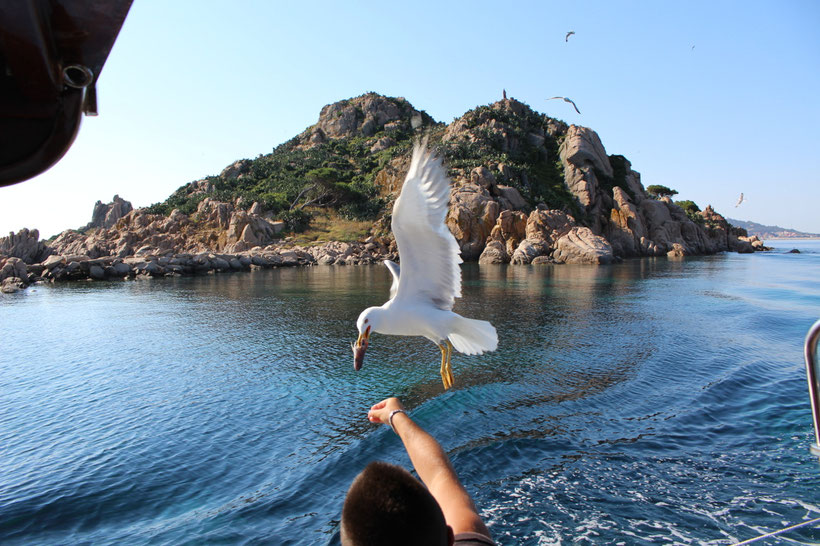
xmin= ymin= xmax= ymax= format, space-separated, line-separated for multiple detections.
xmin=384 ymin=259 xmax=400 ymax=300
xmin=391 ymin=142 xmax=461 ymax=310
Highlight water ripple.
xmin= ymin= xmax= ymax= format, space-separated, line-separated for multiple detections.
xmin=2 ymin=244 xmax=819 ymax=544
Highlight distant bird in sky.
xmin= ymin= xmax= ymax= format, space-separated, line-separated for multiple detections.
xmin=548 ymin=96 xmax=581 ymax=114
xmin=353 ymin=142 xmax=498 ymax=389
xmin=565 ymin=31 xmax=575 ymax=42
xmin=735 ymin=193 xmax=748 ymax=207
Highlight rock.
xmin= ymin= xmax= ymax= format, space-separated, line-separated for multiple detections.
xmin=470 ymin=166 xmax=497 ymax=190
xmin=211 ymin=257 xmax=230 ymax=270
xmin=197 ymin=198 xmax=233 ymax=229
xmin=0 ymin=228 xmax=51 ymax=264
xmin=0 ymin=256 xmax=28 ymax=281
xmin=220 ymin=159 xmax=251 ymax=179
xmin=112 ymin=262 xmax=132 ymax=277
xmin=511 ymin=239 xmax=550 ymax=264
xmin=250 ymin=255 xmax=274 ymax=267
xmin=495 ymin=185 xmax=528 ymax=211
xmin=558 ymin=125 xmax=616 ymax=233
xmin=484 ymin=208 xmax=575 ymax=265
xmin=525 ymin=209 xmax=575 ymax=244
xmin=41 ymin=254 xmax=64 ymax=270
xmin=552 ymin=227 xmax=614 ymax=264
xmin=477 ymin=210 xmax=527 ymax=264
xmin=789 ymin=248 xmax=800 ymax=254
xmin=667 ymin=243 xmax=687 ymax=258
xmin=370 ymin=136 xmax=396 ymax=153
xmin=87 ymin=195 xmax=133 ymax=230
xmin=739 ymin=235 xmax=770 ymax=251
xmin=607 ymin=187 xmax=648 ymax=257
xmin=225 ymin=211 xmax=283 ymax=252
xmin=730 ymin=235 xmax=754 ymax=253
xmin=1 ymin=277 xmax=25 ymax=293
xmin=559 ymin=125 xmax=613 ymax=178
xmin=278 ymin=251 xmax=299 ymax=266
xmin=531 ymin=256 xmax=554 ymax=264
xmin=314 ymin=93 xmax=415 ymax=139
xmin=89 ymin=264 xmax=106 ymax=279
xmin=477 ymin=240 xmax=507 ymax=264
xmin=446 ymin=183 xmax=500 ymax=260
xmin=639 ymin=199 xmax=690 ymax=256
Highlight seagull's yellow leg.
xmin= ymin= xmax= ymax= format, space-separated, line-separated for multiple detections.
xmin=439 ymin=343 xmax=451 ymax=390
xmin=445 ymin=340 xmax=455 ymax=388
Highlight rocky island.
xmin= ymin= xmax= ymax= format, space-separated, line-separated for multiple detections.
xmin=1 ymin=93 xmax=766 ymax=293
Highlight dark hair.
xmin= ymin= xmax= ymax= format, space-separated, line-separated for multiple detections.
xmin=341 ymin=461 xmax=448 ymax=546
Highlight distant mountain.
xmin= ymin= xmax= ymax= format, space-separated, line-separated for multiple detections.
xmin=726 ymin=218 xmax=820 ymax=239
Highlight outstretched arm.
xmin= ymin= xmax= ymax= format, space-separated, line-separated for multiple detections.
xmin=368 ymin=397 xmax=491 ymax=539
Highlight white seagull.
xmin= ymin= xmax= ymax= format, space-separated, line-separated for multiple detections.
xmin=735 ymin=193 xmax=747 ymax=207
xmin=353 ymin=142 xmax=498 ymax=389
xmin=548 ymin=96 xmax=581 ymax=114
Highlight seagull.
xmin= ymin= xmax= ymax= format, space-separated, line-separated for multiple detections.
xmin=735 ymin=193 xmax=747 ymax=207
xmin=353 ymin=142 xmax=498 ymax=389
xmin=565 ymin=31 xmax=575 ymax=42
xmin=548 ymin=96 xmax=581 ymax=114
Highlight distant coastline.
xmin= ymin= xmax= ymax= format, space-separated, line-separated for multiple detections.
xmin=765 ymin=237 xmax=820 ymax=240
xmin=727 ymin=218 xmax=820 ymax=240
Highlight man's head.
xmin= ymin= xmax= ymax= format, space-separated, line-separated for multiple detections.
xmin=341 ymin=461 xmax=452 ymax=546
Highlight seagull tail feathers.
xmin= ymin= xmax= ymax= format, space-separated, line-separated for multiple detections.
xmin=449 ymin=316 xmax=498 ymax=356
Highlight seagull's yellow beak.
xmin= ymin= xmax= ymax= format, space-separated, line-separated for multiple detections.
xmin=353 ymin=326 xmax=370 ymax=371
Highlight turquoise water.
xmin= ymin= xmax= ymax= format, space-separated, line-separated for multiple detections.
xmin=1 ymin=240 xmax=819 ymax=545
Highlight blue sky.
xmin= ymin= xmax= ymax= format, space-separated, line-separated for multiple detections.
xmin=2 ymin=0 xmax=818 ymax=238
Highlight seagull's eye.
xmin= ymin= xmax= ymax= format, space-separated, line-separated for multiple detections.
xmin=364 ymin=319 xmax=369 ymax=324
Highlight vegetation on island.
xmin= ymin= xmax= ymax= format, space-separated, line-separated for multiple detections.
xmin=144 ymin=93 xmax=581 ymax=236
xmin=141 ymin=92 xmax=742 ymax=245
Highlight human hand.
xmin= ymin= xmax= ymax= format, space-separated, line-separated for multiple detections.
xmin=367 ymin=397 xmax=404 ymax=426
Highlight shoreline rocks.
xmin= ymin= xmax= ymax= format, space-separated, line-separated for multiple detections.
xmin=0 ymin=236 xmax=401 ymax=290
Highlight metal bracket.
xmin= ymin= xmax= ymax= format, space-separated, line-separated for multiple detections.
xmin=805 ymin=319 xmax=820 ymax=459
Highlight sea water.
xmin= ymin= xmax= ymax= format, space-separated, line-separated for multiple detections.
xmin=1 ymin=241 xmax=819 ymax=544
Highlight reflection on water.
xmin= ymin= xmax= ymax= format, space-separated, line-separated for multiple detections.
xmin=2 ymin=244 xmax=820 ymax=544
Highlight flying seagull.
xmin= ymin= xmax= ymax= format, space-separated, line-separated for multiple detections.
xmin=565 ymin=31 xmax=575 ymax=42
xmin=735 ymin=193 xmax=747 ymax=207
xmin=353 ymin=142 xmax=498 ymax=389
xmin=548 ymin=96 xmax=581 ymax=114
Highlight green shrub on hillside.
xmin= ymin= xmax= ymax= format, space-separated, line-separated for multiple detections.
xmin=672 ymin=200 xmax=705 ymax=224
xmin=647 ymin=184 xmax=678 ymax=199
xmin=438 ymin=102 xmax=576 ymax=213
